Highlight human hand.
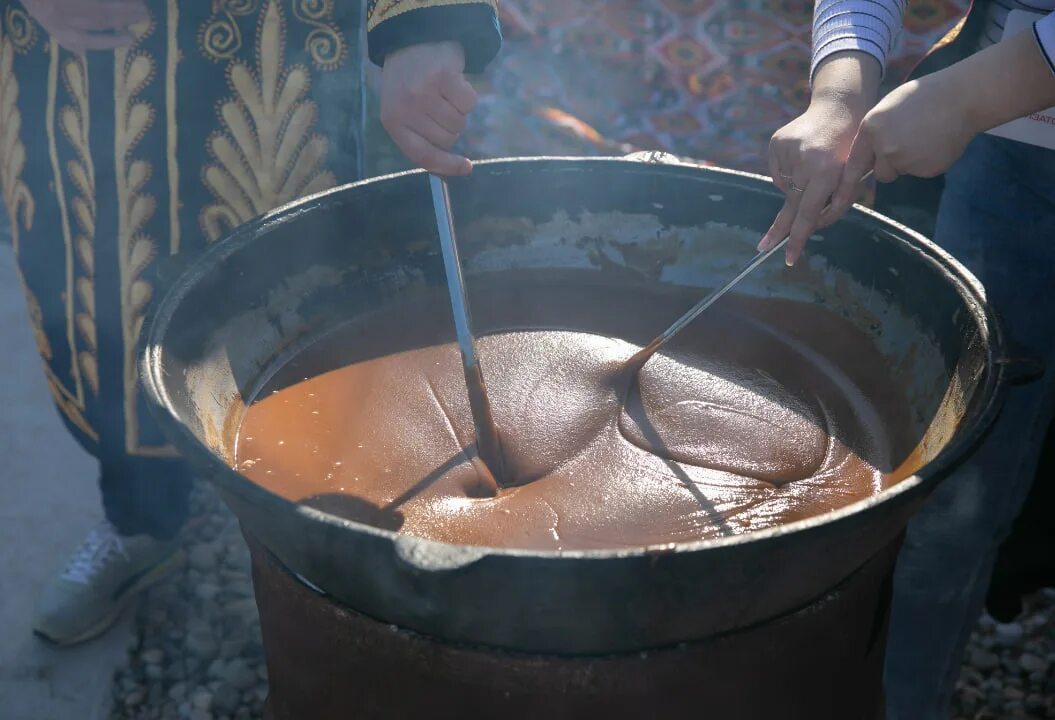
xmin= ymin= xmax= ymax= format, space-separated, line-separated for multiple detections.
xmin=380 ymin=41 xmax=478 ymax=177
xmin=760 ymin=52 xmax=881 ymax=265
xmin=832 ymin=73 xmax=977 ymax=211
xmin=20 ymin=0 xmax=148 ymax=52
xmin=833 ymin=28 xmax=1055 ymax=201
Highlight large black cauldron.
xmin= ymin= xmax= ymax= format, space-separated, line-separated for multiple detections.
xmin=141 ymin=158 xmax=1006 ymax=661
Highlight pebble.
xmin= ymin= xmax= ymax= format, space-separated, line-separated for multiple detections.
xmin=212 ymin=684 xmax=241 ymax=715
xmin=207 ymin=658 xmax=226 ymax=679
xmin=958 ymin=686 xmax=982 ymax=715
xmin=191 ymin=689 xmax=213 ymax=710
xmin=167 ymin=682 xmax=187 ymax=703
xmin=222 ymin=658 xmax=259 ymax=692
xmin=228 ymin=580 xmax=255 ymax=600
xmin=1017 ymin=652 xmax=1048 ymax=674
xmin=993 ymin=622 xmax=1025 ymax=648
xmin=219 ymin=638 xmax=245 ymax=659
xmin=221 ymin=599 xmax=258 ymax=625
xmin=1024 ymin=693 xmax=1045 ymax=713
xmin=186 ymin=618 xmax=211 ymax=636
xmin=124 ymin=688 xmax=146 ymax=707
xmin=189 ymin=544 xmax=219 ymax=572
xmin=970 ymin=649 xmax=1001 ymax=671
xmin=186 ymin=632 xmax=219 ymax=660
xmin=195 ymin=583 xmax=220 ymax=602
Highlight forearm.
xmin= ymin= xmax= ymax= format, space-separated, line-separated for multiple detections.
xmin=811 ymin=51 xmax=883 ymax=114
xmin=812 ymin=0 xmax=906 ymax=81
xmin=940 ymin=18 xmax=1055 ymax=133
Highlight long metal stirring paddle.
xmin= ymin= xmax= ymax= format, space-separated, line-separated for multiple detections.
xmin=625 ymin=236 xmax=791 ymax=372
xmin=429 ymin=174 xmax=507 ymax=483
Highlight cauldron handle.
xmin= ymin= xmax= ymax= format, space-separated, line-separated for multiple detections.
xmin=996 ymin=354 xmax=1044 ymax=386
xmin=623 ymin=150 xmax=709 ymax=167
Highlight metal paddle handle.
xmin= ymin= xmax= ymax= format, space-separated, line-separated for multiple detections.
xmin=429 ymin=175 xmax=507 ymax=482
xmin=626 ymin=236 xmax=791 ymax=371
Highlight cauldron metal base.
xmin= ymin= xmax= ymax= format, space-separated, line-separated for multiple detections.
xmin=248 ymin=533 xmax=897 ymax=720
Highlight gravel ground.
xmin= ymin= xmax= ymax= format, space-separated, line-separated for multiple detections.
xmin=953 ymin=593 xmax=1055 ymax=719
xmin=110 ymin=486 xmax=267 ymax=720
xmin=109 ymin=483 xmax=1054 ymax=720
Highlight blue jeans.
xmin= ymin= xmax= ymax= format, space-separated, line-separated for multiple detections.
xmin=885 ymin=134 xmax=1055 ymax=719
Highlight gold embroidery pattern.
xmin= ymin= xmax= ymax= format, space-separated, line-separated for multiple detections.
xmin=166 ymin=0 xmax=180 ymax=255
xmin=43 ymin=377 xmax=98 ymax=439
xmin=4 ymin=28 xmax=95 ymax=440
xmin=293 ymin=0 xmax=346 ymax=71
xmin=115 ymin=35 xmax=173 ymax=456
xmin=200 ymin=0 xmax=259 ymax=63
xmin=0 ymin=27 xmax=33 ymax=253
xmin=4 ymin=7 xmax=37 ymax=54
xmin=46 ymin=43 xmax=86 ymax=407
xmin=200 ymin=0 xmax=336 ymax=242
xmin=61 ymin=56 xmax=99 ymax=396
xmin=22 ymin=287 xmax=52 ymax=361
xmin=202 ymin=0 xmax=346 ymax=70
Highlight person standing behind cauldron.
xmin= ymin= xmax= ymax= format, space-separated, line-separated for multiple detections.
xmin=761 ymin=2 xmax=1055 ymax=717
xmin=0 ymin=0 xmax=500 ymax=646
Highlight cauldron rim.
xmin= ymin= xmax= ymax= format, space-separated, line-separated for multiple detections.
xmin=141 ymin=156 xmax=1008 ymax=566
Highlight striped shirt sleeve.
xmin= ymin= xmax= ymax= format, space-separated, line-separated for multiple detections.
xmin=811 ymin=0 xmax=907 ymax=81
xmin=1035 ymin=12 xmax=1055 ymax=76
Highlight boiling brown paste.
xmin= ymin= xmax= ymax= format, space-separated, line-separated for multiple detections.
xmin=235 ymin=276 xmax=917 ymax=551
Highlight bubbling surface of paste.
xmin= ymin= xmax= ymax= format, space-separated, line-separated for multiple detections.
xmin=235 ymin=277 xmax=917 ymax=551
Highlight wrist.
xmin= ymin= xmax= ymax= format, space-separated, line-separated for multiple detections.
xmin=808 ymin=89 xmax=874 ymax=127
xmin=811 ymin=51 xmax=882 ymax=120
xmin=385 ymin=41 xmax=466 ymax=69
xmin=929 ymin=64 xmax=988 ymax=134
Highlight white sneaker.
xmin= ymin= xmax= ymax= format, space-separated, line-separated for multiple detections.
xmin=33 ymin=521 xmax=183 ymax=646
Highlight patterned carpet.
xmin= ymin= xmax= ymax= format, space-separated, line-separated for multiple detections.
xmin=461 ymin=0 xmax=970 ymax=174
